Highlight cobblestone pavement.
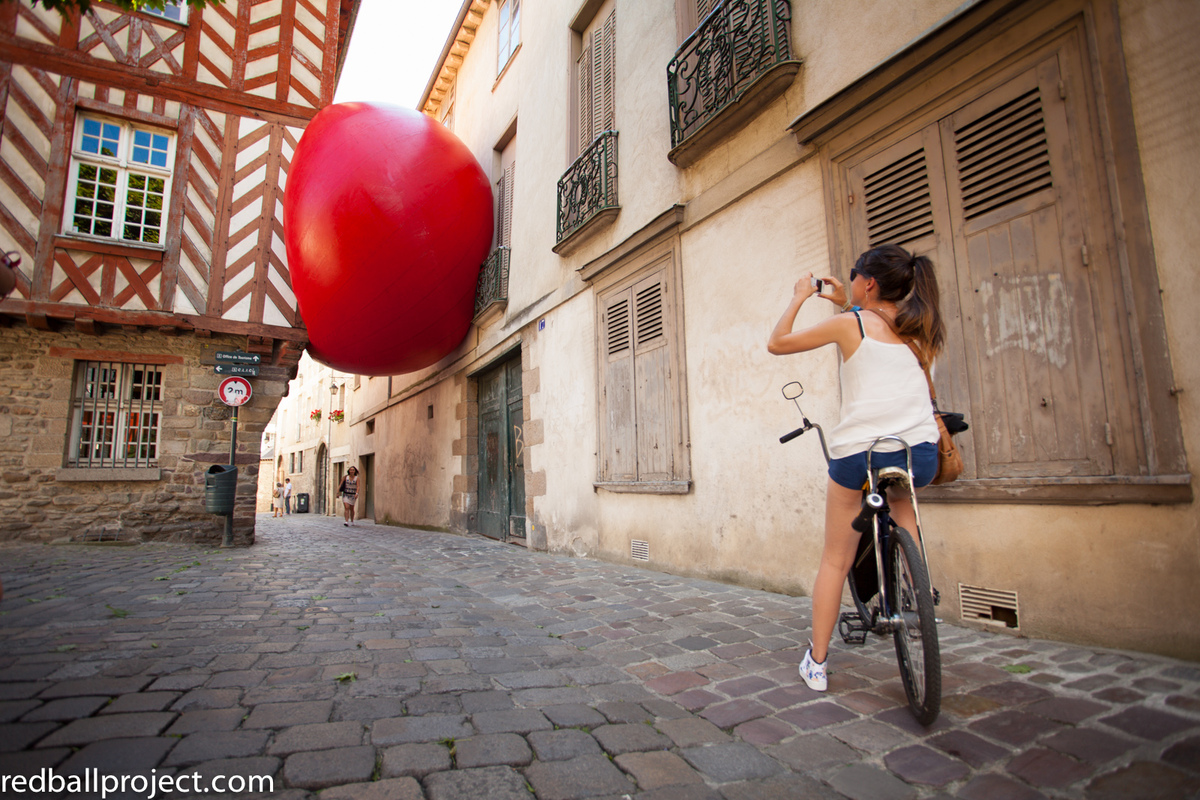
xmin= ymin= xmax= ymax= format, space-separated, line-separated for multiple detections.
xmin=1 ymin=515 xmax=1198 ymax=800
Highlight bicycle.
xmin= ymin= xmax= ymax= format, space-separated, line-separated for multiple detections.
xmin=780 ymin=381 xmax=941 ymax=725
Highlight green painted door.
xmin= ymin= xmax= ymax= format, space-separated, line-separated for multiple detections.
xmin=478 ymin=356 xmax=525 ymax=541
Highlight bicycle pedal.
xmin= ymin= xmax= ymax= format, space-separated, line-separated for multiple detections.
xmin=838 ymin=612 xmax=869 ymax=645
xmin=876 ymin=466 xmax=911 ymax=492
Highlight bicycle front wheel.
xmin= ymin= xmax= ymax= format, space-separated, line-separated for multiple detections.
xmin=888 ymin=525 xmax=941 ymax=725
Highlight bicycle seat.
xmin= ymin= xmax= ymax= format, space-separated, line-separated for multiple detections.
xmin=876 ymin=466 xmax=911 ymax=493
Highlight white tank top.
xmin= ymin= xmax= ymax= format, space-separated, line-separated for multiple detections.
xmin=828 ymin=326 xmax=940 ymax=460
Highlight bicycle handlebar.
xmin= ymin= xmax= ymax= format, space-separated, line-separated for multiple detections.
xmin=779 ymin=425 xmax=808 ymax=444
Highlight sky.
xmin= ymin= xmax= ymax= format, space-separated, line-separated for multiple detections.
xmin=333 ymin=0 xmax=466 ymax=109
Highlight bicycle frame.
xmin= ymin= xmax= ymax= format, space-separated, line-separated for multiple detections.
xmin=864 ymin=436 xmax=932 ymax=632
xmin=779 ymin=383 xmax=935 ymax=634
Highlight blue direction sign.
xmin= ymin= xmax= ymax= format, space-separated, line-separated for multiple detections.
xmin=214 ymin=364 xmax=259 ymax=377
xmin=215 ymin=351 xmax=261 ymax=364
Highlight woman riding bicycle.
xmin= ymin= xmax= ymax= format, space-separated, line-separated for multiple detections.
xmin=767 ymin=243 xmax=946 ymax=691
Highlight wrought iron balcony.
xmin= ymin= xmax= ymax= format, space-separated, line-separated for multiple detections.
xmin=554 ymin=130 xmax=619 ymax=254
xmin=667 ymin=0 xmax=800 ymax=167
xmin=474 ymin=246 xmax=510 ymax=321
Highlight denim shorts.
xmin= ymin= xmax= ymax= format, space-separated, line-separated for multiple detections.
xmin=828 ymin=442 xmax=938 ymax=490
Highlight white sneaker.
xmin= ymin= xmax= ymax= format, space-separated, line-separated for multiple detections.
xmin=799 ymin=648 xmax=828 ymax=691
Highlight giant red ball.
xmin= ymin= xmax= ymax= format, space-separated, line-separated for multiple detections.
xmin=284 ymin=103 xmax=494 ymax=375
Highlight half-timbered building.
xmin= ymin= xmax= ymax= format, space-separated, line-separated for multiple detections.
xmin=0 ymin=0 xmax=359 ymax=545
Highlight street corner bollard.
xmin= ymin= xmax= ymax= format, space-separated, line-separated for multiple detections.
xmin=204 ymin=464 xmax=239 ymax=515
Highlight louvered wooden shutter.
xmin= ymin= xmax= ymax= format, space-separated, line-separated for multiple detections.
xmin=632 ymin=272 xmax=672 ymax=481
xmin=498 ymin=162 xmax=515 ymax=248
xmin=599 ymin=11 xmax=616 ymax=133
xmin=601 ymin=290 xmax=636 ymax=481
xmin=847 ymin=127 xmax=966 ymax=475
xmin=579 ymin=9 xmax=616 ymax=152
xmin=941 ymin=59 xmax=1110 ymax=479
xmin=577 ymin=44 xmax=593 ymax=153
xmin=696 ymin=0 xmax=718 ymax=26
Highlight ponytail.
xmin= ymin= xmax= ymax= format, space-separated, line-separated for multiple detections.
xmin=853 ymin=244 xmax=946 ymax=358
xmin=895 ymin=254 xmax=945 ymax=359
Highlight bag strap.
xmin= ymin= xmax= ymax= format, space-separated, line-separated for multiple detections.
xmin=851 ymin=310 xmax=865 ymax=340
xmin=865 ymin=308 xmax=939 ymax=407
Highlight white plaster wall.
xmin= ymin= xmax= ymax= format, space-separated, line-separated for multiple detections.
xmin=372 ymin=381 xmax=459 ymax=528
xmin=526 ymin=292 xmax=602 ymax=556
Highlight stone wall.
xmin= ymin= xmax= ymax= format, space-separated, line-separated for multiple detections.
xmin=0 ymin=326 xmax=290 ymax=546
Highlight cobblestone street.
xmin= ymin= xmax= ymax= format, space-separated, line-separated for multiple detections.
xmin=1 ymin=515 xmax=1198 ymax=799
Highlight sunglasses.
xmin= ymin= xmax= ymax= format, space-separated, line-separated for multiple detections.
xmin=850 ymin=267 xmax=870 ymax=282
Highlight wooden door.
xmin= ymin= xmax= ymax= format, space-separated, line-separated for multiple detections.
xmin=478 ymin=355 xmax=525 ymax=541
xmin=845 ymin=49 xmax=1112 ymax=481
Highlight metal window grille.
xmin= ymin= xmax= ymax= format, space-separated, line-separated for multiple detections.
xmin=69 ymin=361 xmax=162 ymax=467
xmin=631 ymin=540 xmax=650 ymax=561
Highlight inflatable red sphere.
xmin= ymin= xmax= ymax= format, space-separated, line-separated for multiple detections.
xmin=284 ymin=103 xmax=493 ymax=375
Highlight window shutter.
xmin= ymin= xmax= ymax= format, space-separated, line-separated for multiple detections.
xmin=955 ymin=87 xmax=1053 ymax=221
xmin=500 ymin=162 xmax=515 ymax=247
xmin=579 ymin=9 xmax=616 ymax=150
xmin=601 ymin=290 xmax=636 ymax=481
xmin=696 ymin=0 xmax=717 ymax=26
xmin=577 ymin=44 xmax=593 ymax=153
xmin=862 ymin=149 xmax=936 ymax=248
xmin=495 ymin=171 xmax=507 ymax=249
xmin=599 ymin=10 xmax=616 ymax=133
xmin=632 ymin=272 xmax=672 ymax=481
xmin=941 ymin=59 xmax=1110 ymax=479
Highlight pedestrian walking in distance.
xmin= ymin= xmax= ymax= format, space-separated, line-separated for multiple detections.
xmin=272 ymin=483 xmax=285 ymax=518
xmin=337 ymin=467 xmax=359 ymax=527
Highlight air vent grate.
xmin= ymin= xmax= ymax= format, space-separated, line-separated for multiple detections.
xmin=631 ymin=539 xmax=649 ymax=561
xmin=955 ymin=87 xmax=1053 ymax=220
xmin=607 ymin=298 xmax=631 ymax=355
xmin=863 ymin=149 xmax=934 ymax=247
xmin=635 ymin=282 xmax=664 ymax=345
xmin=959 ymin=583 xmax=1019 ymax=628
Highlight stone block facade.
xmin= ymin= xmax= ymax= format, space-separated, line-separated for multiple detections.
xmin=0 ymin=326 xmax=289 ymax=546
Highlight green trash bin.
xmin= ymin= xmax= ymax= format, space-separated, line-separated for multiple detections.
xmin=204 ymin=464 xmax=238 ymax=514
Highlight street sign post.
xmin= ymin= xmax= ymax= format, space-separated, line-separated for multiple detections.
xmin=214 ymin=364 xmax=259 ymax=377
xmin=216 ymin=376 xmax=252 ymax=547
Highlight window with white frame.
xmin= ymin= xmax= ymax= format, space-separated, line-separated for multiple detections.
xmin=68 ymin=361 xmax=163 ymax=468
xmin=66 ymin=114 xmax=175 ymax=246
xmin=498 ymin=0 xmax=520 ymax=72
xmin=140 ymin=0 xmax=187 ymax=23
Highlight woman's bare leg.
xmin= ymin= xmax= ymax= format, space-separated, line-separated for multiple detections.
xmin=810 ymin=479 xmax=865 ymax=662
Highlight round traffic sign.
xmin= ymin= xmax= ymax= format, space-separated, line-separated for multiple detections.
xmin=218 ymin=376 xmax=253 ymax=406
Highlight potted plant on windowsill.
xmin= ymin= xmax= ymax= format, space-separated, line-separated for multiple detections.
xmin=330 ymin=409 xmax=345 ymax=423
xmin=310 ymin=409 xmax=321 ymax=422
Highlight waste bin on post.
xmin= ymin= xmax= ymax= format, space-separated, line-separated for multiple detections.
xmin=295 ymin=493 xmax=310 ymax=513
xmin=204 ymin=464 xmax=238 ymax=514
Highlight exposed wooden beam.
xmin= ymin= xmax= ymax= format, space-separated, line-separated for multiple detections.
xmin=74 ymin=317 xmax=99 ymax=335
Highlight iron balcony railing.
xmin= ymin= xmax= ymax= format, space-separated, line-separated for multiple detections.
xmin=667 ymin=0 xmax=793 ymax=149
xmin=556 ymin=130 xmax=618 ymax=245
xmin=475 ymin=246 xmax=510 ymax=317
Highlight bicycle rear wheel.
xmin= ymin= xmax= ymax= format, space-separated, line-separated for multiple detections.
xmin=888 ymin=525 xmax=941 ymax=725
